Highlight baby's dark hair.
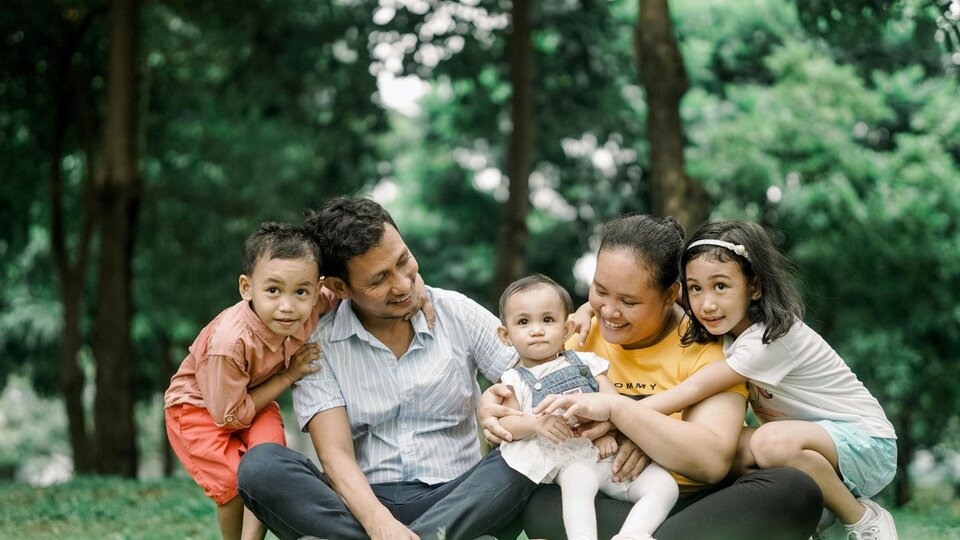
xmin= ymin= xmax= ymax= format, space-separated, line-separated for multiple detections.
xmin=680 ymin=220 xmax=804 ymax=345
xmin=599 ymin=214 xmax=686 ymax=292
xmin=241 ymin=222 xmax=321 ymax=276
xmin=303 ymin=197 xmax=398 ymax=285
xmin=499 ymin=274 xmax=573 ymax=324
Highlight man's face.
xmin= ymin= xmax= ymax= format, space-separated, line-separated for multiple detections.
xmin=329 ymin=224 xmax=420 ymax=323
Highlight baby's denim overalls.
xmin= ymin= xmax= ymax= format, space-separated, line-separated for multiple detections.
xmin=514 ymin=350 xmax=599 ymax=407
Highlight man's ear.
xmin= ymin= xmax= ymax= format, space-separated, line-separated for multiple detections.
xmin=239 ymin=274 xmax=253 ymax=301
xmin=496 ymin=326 xmax=513 ymax=347
xmin=563 ymin=318 xmax=576 ymax=340
xmin=325 ymin=276 xmax=350 ymax=300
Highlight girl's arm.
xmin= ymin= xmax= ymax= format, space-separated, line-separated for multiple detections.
xmin=568 ymin=302 xmax=595 ymax=347
xmin=640 ymin=360 xmax=748 ymax=416
xmin=576 ymin=374 xmax=619 ymax=441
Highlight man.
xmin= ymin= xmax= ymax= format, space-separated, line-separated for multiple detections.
xmin=237 ymin=197 xmax=536 ymax=540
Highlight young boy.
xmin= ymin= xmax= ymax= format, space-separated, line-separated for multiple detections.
xmin=164 ymin=222 xmax=335 ymax=540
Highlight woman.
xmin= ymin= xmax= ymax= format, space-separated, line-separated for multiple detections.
xmin=482 ymin=214 xmax=822 ymax=539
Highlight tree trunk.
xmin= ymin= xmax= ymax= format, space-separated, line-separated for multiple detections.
xmin=49 ymin=8 xmax=103 ymax=474
xmin=635 ymin=0 xmax=708 ymax=234
xmin=493 ymin=0 xmax=535 ymax=302
xmin=894 ymin=408 xmax=912 ymax=506
xmin=93 ymin=0 xmax=141 ymax=477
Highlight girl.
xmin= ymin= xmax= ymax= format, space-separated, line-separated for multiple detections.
xmin=640 ymin=220 xmax=898 ymax=540
xmin=495 ymin=274 xmax=678 ymax=540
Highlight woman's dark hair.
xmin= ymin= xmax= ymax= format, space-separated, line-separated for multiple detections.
xmin=598 ymin=214 xmax=686 ymax=292
xmin=303 ymin=197 xmax=398 ymax=284
xmin=242 ymin=222 xmax=320 ymax=276
xmin=679 ymin=220 xmax=804 ymax=345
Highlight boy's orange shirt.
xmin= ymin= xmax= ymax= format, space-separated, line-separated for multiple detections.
xmin=164 ymin=288 xmax=336 ymax=430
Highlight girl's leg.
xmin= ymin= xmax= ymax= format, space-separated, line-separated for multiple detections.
xmin=729 ymin=427 xmax=758 ymax=478
xmin=748 ymin=421 xmax=864 ymax=524
xmin=616 ymin=463 xmax=679 ymax=536
xmin=556 ymin=459 xmax=603 ymax=540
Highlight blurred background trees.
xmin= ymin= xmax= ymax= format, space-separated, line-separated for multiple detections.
xmin=1 ymin=0 xmax=958 ymax=507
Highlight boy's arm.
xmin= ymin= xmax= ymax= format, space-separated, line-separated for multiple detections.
xmin=308 ymin=407 xmax=417 ymax=540
xmin=641 ymin=360 xmax=748 ymax=415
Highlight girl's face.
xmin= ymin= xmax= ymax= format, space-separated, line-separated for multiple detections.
xmin=684 ymin=255 xmax=759 ymax=338
xmin=589 ymin=248 xmax=680 ymax=349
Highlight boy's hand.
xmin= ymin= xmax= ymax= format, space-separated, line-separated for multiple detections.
xmin=284 ymin=342 xmax=322 ymax=383
xmin=593 ymin=434 xmax=619 ymax=460
xmin=569 ymin=302 xmax=595 ymax=347
xmin=534 ymin=414 xmax=574 ymax=444
xmin=404 ymin=273 xmax=436 ymax=329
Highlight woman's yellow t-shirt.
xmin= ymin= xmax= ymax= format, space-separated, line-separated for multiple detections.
xmin=567 ymin=318 xmax=748 ymax=491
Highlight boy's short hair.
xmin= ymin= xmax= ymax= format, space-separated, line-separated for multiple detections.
xmin=303 ymin=197 xmax=398 ymax=285
xmin=498 ymin=274 xmax=573 ymax=324
xmin=241 ymin=222 xmax=321 ymax=276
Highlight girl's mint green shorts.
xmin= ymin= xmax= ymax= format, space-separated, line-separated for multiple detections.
xmin=815 ymin=419 xmax=897 ymax=498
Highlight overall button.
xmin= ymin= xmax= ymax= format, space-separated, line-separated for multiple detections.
xmin=534 ymin=383 xmax=542 ymax=391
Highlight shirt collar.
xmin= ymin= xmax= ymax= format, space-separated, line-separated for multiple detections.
xmin=329 ymin=295 xmax=436 ymax=343
xmin=238 ymin=300 xmax=306 ymax=352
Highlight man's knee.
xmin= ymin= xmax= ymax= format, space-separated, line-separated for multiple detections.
xmin=238 ymin=442 xmax=285 ymax=489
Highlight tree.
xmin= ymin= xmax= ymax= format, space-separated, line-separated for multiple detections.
xmin=635 ymin=0 xmax=707 ymax=233
xmin=492 ymin=0 xmax=535 ymax=301
xmin=92 ymin=0 xmax=141 ymax=476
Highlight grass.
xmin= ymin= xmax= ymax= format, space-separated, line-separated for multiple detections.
xmin=1 ymin=476 xmax=959 ymax=539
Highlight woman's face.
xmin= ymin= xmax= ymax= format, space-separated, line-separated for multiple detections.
xmin=588 ymin=247 xmax=679 ymax=349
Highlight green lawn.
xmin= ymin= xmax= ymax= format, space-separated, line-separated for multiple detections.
xmin=1 ymin=476 xmax=958 ymax=539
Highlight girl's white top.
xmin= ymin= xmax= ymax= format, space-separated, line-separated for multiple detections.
xmin=724 ymin=321 xmax=895 ymax=438
xmin=500 ymin=351 xmax=611 ymax=483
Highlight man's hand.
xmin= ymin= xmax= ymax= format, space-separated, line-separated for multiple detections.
xmin=478 ymin=384 xmax=523 ymax=446
xmin=406 ymin=273 xmax=436 ymax=329
xmin=611 ymin=437 xmax=650 ymax=483
xmin=364 ymin=513 xmax=419 ymax=540
xmin=284 ymin=342 xmax=322 ymax=383
xmin=534 ymin=415 xmax=574 ymax=444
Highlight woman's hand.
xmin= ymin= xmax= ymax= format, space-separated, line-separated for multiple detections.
xmin=478 ymin=384 xmax=523 ymax=446
xmin=406 ymin=273 xmax=436 ymax=329
xmin=568 ymin=302 xmax=596 ymax=347
xmin=284 ymin=342 xmax=322 ymax=383
xmin=534 ymin=392 xmax=621 ymax=425
xmin=611 ymin=437 xmax=650 ymax=483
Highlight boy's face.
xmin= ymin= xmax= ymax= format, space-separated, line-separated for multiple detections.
xmin=325 ymin=224 xmax=421 ymax=323
xmin=239 ymin=255 xmax=321 ymax=337
xmin=497 ymin=285 xmax=574 ymax=365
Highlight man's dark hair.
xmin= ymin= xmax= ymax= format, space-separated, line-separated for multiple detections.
xmin=303 ymin=197 xmax=397 ymax=284
xmin=242 ymin=222 xmax=320 ymax=276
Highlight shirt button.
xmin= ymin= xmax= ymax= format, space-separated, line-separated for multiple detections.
xmin=225 ymin=415 xmax=235 ymax=422
xmin=401 ymin=423 xmax=408 ymax=429
xmin=405 ymin=396 xmax=412 ymax=402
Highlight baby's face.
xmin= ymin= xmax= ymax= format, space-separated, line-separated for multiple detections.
xmin=501 ymin=286 xmax=570 ymax=364
xmin=240 ymin=255 xmax=320 ymax=337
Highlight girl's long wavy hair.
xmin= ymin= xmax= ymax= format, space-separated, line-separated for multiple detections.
xmin=680 ymin=220 xmax=804 ymax=345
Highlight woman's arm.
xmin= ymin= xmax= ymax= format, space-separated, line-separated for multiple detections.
xmin=538 ymin=389 xmax=746 ymax=484
xmin=640 ymin=360 xmax=748 ymax=416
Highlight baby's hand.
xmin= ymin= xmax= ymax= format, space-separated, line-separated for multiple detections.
xmin=284 ymin=342 xmax=321 ymax=383
xmin=568 ymin=302 xmax=595 ymax=347
xmin=534 ymin=414 xmax=573 ymax=444
xmin=593 ymin=434 xmax=619 ymax=460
